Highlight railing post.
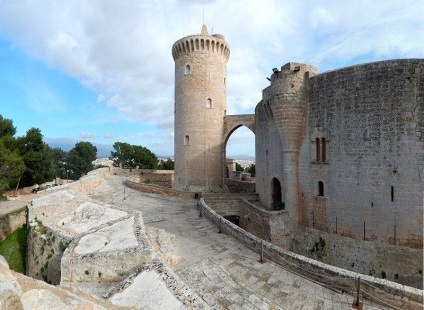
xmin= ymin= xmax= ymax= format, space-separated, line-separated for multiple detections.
xmin=218 ymin=217 xmax=222 ymax=234
xmin=258 ymin=240 xmax=266 ymax=264
xmin=352 ymin=277 xmax=363 ymax=309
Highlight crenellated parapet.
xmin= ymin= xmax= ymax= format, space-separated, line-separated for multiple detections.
xmin=172 ymin=33 xmax=230 ymax=61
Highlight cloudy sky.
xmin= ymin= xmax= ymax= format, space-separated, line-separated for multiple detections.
xmin=0 ymin=0 xmax=423 ymax=158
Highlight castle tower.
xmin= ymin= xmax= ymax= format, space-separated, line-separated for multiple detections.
xmin=268 ymin=63 xmax=318 ymax=227
xmin=172 ymin=25 xmax=230 ymax=191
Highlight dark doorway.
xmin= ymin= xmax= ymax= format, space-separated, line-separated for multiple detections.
xmin=224 ymin=215 xmax=240 ymax=226
xmin=272 ymin=178 xmax=284 ymax=210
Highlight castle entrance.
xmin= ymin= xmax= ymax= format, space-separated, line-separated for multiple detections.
xmin=271 ymin=177 xmax=284 ymax=210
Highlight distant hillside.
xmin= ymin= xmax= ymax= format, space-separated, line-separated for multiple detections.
xmin=227 ymin=154 xmax=255 ymax=161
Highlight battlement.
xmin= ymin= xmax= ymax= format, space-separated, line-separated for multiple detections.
xmin=269 ymin=62 xmax=318 ymax=83
xmin=172 ymin=27 xmax=230 ymax=61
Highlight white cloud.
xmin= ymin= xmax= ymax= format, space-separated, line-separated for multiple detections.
xmin=80 ymin=131 xmax=96 ymax=139
xmin=0 ymin=0 xmax=423 ymax=156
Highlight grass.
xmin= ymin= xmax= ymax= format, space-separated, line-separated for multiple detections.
xmin=0 ymin=226 xmax=28 ymax=274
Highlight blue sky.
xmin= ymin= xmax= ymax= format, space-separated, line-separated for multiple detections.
xmin=0 ymin=0 xmax=423 ymax=158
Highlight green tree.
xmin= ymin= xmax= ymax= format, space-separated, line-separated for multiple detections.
xmin=110 ymin=142 xmax=157 ymax=169
xmin=0 ymin=141 xmax=25 ymax=194
xmin=67 ymin=142 xmax=97 ymax=179
xmin=0 ymin=115 xmax=25 ymax=193
xmin=133 ymin=145 xmax=157 ymax=169
xmin=50 ymin=148 xmax=67 ymax=179
xmin=158 ymin=158 xmax=174 ymax=170
xmin=235 ymin=162 xmax=244 ymax=172
xmin=0 ymin=115 xmax=16 ymax=137
xmin=18 ymin=128 xmax=53 ymax=187
xmin=245 ymin=163 xmax=256 ymax=177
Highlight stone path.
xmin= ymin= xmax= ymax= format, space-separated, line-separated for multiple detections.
xmin=90 ymin=175 xmax=388 ymax=309
xmin=0 ymin=194 xmax=35 ymax=216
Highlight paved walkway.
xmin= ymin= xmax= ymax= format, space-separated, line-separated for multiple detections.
xmin=0 ymin=194 xmax=35 ymax=216
xmin=90 ymin=175 xmax=388 ymax=309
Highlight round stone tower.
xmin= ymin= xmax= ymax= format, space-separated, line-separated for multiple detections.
xmin=172 ymin=25 xmax=230 ymax=192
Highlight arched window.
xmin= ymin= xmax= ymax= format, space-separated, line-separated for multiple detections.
xmin=316 ymin=138 xmax=320 ymax=162
xmin=322 ymin=138 xmax=327 ymax=162
xmin=206 ymin=98 xmax=212 ymax=108
xmin=185 ymin=64 xmax=191 ymax=75
xmin=184 ymin=135 xmax=190 ymax=145
xmin=318 ymin=181 xmax=324 ymax=197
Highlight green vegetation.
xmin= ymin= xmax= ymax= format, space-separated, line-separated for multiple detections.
xmin=110 ymin=142 xmax=158 ymax=169
xmin=158 ymin=158 xmax=174 ymax=170
xmin=394 ymin=273 xmax=399 ymax=280
xmin=0 ymin=226 xmax=28 ymax=273
xmin=59 ymin=240 xmax=69 ymax=252
xmin=85 ymin=270 xmax=89 ymax=275
xmin=309 ymin=237 xmax=326 ymax=260
xmin=1 ymin=113 xmax=167 ymax=193
xmin=67 ymin=141 xmax=97 ymax=179
xmin=245 ymin=163 xmax=255 ymax=177
xmin=381 ymin=271 xmax=386 ymax=279
xmin=235 ymin=162 xmax=244 ymax=172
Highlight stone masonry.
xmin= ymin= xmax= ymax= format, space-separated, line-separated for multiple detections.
xmin=172 ymin=25 xmax=423 ymax=288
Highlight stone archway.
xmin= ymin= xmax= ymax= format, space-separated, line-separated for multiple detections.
xmin=221 ymin=114 xmax=255 ymax=186
xmin=223 ymin=114 xmax=255 ymax=143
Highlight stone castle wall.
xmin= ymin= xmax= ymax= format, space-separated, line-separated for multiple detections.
xmin=256 ymin=59 xmax=423 ymax=249
xmin=306 ymin=59 xmax=423 ymax=247
xmin=26 ymin=225 xmax=71 ymax=285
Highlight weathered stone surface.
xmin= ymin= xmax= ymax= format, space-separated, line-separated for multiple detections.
xmin=109 ymin=270 xmax=183 ymax=309
xmin=0 ymin=256 xmax=23 ymax=310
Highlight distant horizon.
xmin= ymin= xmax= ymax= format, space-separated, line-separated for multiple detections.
xmin=45 ymin=139 xmax=256 ymax=161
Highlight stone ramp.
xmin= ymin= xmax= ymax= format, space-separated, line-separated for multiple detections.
xmin=177 ymin=250 xmax=363 ymax=310
xmin=81 ymin=172 xmax=394 ymax=309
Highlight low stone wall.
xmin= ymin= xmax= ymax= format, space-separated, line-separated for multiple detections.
xmin=203 ymin=198 xmax=291 ymax=249
xmin=126 ymin=177 xmax=197 ymax=199
xmin=291 ymin=227 xmax=424 ymax=289
xmin=0 ymin=207 xmax=27 ymax=241
xmin=113 ymin=168 xmax=174 ymax=186
xmin=199 ymin=198 xmax=423 ymax=309
xmin=225 ymin=179 xmax=256 ymax=193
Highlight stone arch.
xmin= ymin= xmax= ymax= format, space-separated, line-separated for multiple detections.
xmin=221 ymin=114 xmax=255 ymax=186
xmin=223 ymin=114 xmax=255 ymax=144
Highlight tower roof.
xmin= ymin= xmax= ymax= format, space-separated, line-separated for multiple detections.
xmin=200 ymin=24 xmax=209 ymax=36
